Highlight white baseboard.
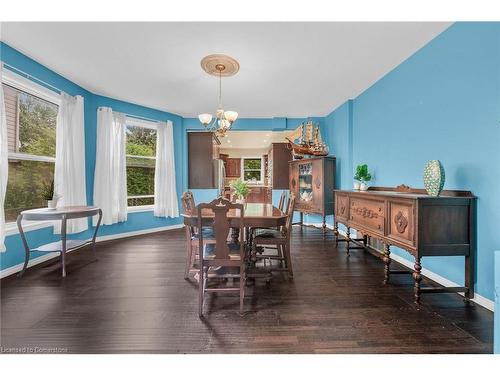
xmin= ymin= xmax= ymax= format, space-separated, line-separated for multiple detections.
xmin=0 ymin=223 xmax=184 ymax=279
xmin=311 ymin=224 xmax=494 ymax=312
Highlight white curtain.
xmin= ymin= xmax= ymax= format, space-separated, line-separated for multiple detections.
xmin=0 ymin=77 xmax=8 ymax=252
xmin=154 ymin=120 xmax=179 ymax=218
xmin=93 ymin=107 xmax=127 ymax=225
xmin=54 ymin=93 xmax=87 ymax=234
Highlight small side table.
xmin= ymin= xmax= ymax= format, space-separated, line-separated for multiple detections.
xmin=16 ymin=206 xmax=103 ymax=277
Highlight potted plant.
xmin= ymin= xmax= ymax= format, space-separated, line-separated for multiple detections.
xmin=229 ymin=179 xmax=250 ymax=204
xmin=41 ymin=180 xmax=57 ymax=209
xmin=354 ymin=164 xmax=372 ymax=191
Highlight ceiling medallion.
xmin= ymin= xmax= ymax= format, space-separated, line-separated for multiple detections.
xmin=198 ymin=54 xmax=239 ymax=137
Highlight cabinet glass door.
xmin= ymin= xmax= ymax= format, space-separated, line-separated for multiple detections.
xmin=298 ymin=162 xmax=313 ymax=203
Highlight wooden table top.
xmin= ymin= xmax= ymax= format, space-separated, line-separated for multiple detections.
xmin=181 ymin=203 xmax=285 ymax=219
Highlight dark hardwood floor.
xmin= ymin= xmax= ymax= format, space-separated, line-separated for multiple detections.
xmin=0 ymin=227 xmax=493 ymax=354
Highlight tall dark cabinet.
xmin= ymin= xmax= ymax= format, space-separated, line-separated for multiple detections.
xmin=267 ymin=143 xmax=293 ymax=189
xmin=289 ymin=156 xmax=336 ymax=231
xmin=188 ymin=132 xmax=218 ymax=189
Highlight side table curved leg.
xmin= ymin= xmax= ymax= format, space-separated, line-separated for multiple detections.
xmin=91 ymin=209 xmax=102 ymax=260
xmin=17 ymin=214 xmax=30 ymax=278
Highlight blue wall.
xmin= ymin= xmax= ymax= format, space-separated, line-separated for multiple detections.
xmin=495 ymin=251 xmax=499 ymax=353
xmin=325 ymin=22 xmax=500 ymax=301
xmin=0 ymin=42 xmax=184 ymax=271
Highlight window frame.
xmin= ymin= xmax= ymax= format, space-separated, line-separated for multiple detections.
xmin=125 ymin=116 xmax=158 ymax=211
xmin=2 ymin=67 xmax=61 ymax=232
xmin=241 ymin=156 xmax=264 ymax=184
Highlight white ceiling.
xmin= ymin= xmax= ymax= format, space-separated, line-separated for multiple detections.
xmin=1 ymin=22 xmax=451 ymax=118
xmin=219 ymin=130 xmax=292 ymax=150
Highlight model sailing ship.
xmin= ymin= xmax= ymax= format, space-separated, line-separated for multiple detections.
xmin=285 ymin=120 xmax=329 ymax=159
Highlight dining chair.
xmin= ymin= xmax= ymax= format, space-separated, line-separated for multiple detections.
xmin=252 ymin=194 xmax=296 ymax=278
xmin=182 ymin=191 xmax=215 ymax=280
xmin=197 ymin=197 xmax=247 ymax=317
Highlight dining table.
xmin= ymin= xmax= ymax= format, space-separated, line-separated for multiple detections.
xmin=181 ymin=202 xmax=287 ymax=278
xmin=182 ymin=202 xmax=286 ymax=228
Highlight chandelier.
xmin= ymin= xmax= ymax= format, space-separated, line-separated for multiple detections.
xmin=198 ymin=54 xmax=239 ymax=137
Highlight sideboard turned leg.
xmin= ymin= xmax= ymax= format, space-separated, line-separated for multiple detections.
xmin=333 ymin=221 xmax=339 ymax=247
xmin=383 ymin=243 xmax=391 ymax=284
xmin=346 ymin=227 xmax=351 ymax=255
xmin=322 ymin=215 xmax=327 ymax=235
xmin=413 ymin=257 xmax=422 ymax=306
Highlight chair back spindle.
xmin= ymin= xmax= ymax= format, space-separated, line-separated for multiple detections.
xmin=284 ymin=194 xmax=296 ymax=234
xmin=278 ymin=191 xmax=287 ymax=212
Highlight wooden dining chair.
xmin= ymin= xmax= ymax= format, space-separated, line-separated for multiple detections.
xmin=182 ymin=191 xmax=215 ymax=280
xmin=197 ymin=197 xmax=247 ymax=317
xmin=252 ymin=194 xmax=296 ymax=278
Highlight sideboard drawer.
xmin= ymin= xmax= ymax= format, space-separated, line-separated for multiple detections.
xmin=349 ymin=197 xmax=385 ymax=234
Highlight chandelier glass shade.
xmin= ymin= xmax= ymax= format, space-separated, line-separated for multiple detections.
xmin=198 ymin=55 xmax=239 ymax=137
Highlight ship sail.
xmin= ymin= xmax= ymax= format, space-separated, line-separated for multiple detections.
xmin=286 ymin=124 xmax=303 ymax=143
xmin=304 ymin=121 xmax=314 ymax=143
xmin=313 ymin=126 xmax=322 ymax=145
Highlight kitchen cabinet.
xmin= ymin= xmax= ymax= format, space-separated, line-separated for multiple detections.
xmin=226 ymin=158 xmax=241 ymax=177
xmin=246 ymin=186 xmax=271 ymax=203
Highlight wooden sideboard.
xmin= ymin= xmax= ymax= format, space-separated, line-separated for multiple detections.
xmin=289 ymin=156 xmax=336 ymax=231
xmin=333 ymin=185 xmax=476 ymax=305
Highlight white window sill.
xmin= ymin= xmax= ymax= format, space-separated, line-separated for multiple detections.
xmin=5 ymin=220 xmax=56 ymax=236
xmin=127 ymin=205 xmax=154 ymax=213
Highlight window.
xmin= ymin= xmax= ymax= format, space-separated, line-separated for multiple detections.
xmin=2 ymin=78 xmax=59 ymax=223
xmin=242 ymin=157 xmax=262 ymax=183
xmin=125 ymin=118 xmax=157 ymax=207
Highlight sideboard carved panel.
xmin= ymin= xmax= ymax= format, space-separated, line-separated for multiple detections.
xmin=387 ymin=200 xmax=415 ymax=247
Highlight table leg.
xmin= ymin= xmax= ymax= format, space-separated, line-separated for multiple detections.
xmin=91 ymin=209 xmax=102 ymax=260
xmin=383 ymin=243 xmax=391 ymax=284
xmin=322 ymin=215 xmax=327 ymax=235
xmin=17 ymin=214 xmax=29 ymax=278
xmin=61 ymin=216 xmax=67 ymax=278
xmin=413 ymin=257 xmax=422 ymax=305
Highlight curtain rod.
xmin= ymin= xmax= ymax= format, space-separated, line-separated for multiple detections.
xmin=98 ymin=107 xmax=164 ymax=125
xmin=1 ymin=61 xmax=62 ymax=94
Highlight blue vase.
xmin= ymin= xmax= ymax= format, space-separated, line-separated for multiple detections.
xmin=423 ymin=160 xmax=445 ymax=196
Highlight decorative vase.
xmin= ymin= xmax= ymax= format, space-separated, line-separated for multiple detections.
xmin=353 ymin=181 xmax=360 ymax=190
xmin=236 ymin=198 xmax=246 ymax=205
xmin=360 ymin=182 xmax=369 ymax=191
xmin=47 ymin=200 xmax=57 ymax=209
xmin=423 ymin=160 xmax=445 ymax=196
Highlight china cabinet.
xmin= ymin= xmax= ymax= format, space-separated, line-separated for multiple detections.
xmin=289 ymin=156 xmax=336 ymax=231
